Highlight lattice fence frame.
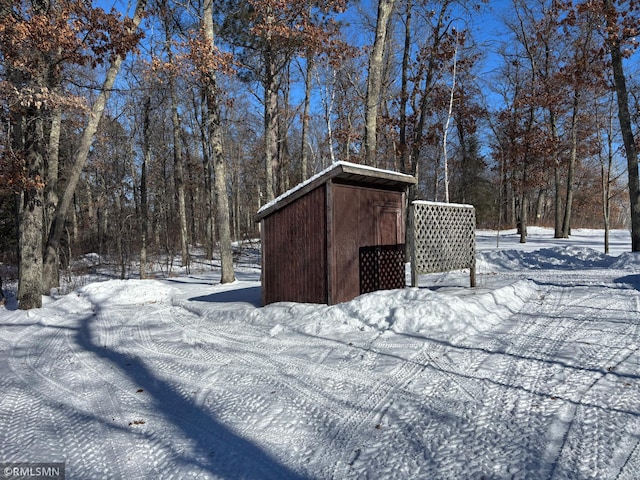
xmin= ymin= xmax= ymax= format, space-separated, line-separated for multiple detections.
xmin=410 ymin=201 xmax=476 ymax=287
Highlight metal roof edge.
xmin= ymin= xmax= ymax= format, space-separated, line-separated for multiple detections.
xmin=337 ymin=161 xmax=417 ymax=184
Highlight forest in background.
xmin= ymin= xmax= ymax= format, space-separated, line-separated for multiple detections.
xmin=2 ymin=0 xmax=640 ymax=308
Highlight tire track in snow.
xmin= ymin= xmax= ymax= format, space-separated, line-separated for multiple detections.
xmin=0 ymin=386 xmax=40 ymax=459
xmin=349 ymin=283 xmax=543 ymax=479
xmin=85 ymin=302 xmax=283 ymax=478
xmin=342 ymin=343 xmax=491 ymax=479
xmin=327 ymin=348 xmax=433 ymax=479
xmin=2 ymin=314 xmax=128 ymax=478
xmin=612 ymin=340 xmax=640 ymax=479
xmin=334 ymin=273 xmax=640 ymax=480
xmin=490 ymin=275 xmax=640 ymax=480
xmin=6 ymin=298 xmax=221 ymax=479
xmin=616 ymin=418 xmax=640 ymax=480
xmin=491 ymin=283 xmax=626 ymax=479
xmin=87 ymin=298 xmax=323 ymax=478
xmin=384 ymin=276 xmax=640 ymax=480
xmin=162 ymin=299 xmax=440 ymax=477
xmin=544 ymin=288 xmax=640 ymax=480
xmin=547 ymin=302 xmax=630 ymax=477
xmin=190 ymin=329 xmax=395 ymax=472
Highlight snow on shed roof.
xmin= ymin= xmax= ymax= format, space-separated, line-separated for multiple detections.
xmin=255 ymin=161 xmax=417 ymax=222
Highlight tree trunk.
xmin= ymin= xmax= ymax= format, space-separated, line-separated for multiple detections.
xmin=0 ymin=273 xmax=5 ymax=306
xmin=442 ymin=32 xmax=458 ymax=204
xmin=114 ymin=187 xmax=125 ymax=279
xmin=45 ymin=43 xmax=63 ymax=242
xmin=140 ymin=96 xmax=151 ymax=279
xmin=18 ymin=188 xmax=44 ymax=309
xmin=198 ymin=91 xmax=215 ymax=261
xmin=549 ymin=110 xmax=563 ymax=238
xmin=562 ymin=91 xmax=579 ymax=238
xmin=130 ymin=140 xmax=140 ymax=219
xmin=182 ymin=131 xmax=199 ymax=244
xmin=318 ymin=66 xmax=337 ymax=164
xmin=264 ymin=58 xmax=279 ymax=201
xmin=46 ymin=106 xmax=61 ymax=236
xmin=71 ymin=193 xmax=78 ymax=240
xmin=519 ymin=193 xmax=528 ymax=244
xmin=408 ymin=3 xmax=448 ymax=178
xmin=17 ymin=114 xmax=45 ymax=309
xmin=169 ymin=66 xmax=190 ymax=269
xmin=43 ymin=0 xmax=147 ymax=292
xmin=554 ymin=162 xmax=562 ymax=236
xmin=85 ymin=181 xmax=95 ymax=238
xmin=163 ymin=14 xmax=190 ymax=269
xmin=364 ymin=0 xmax=396 ymax=166
xmin=398 ymin=0 xmax=411 ymax=174
xmin=519 ymin=144 xmax=531 ymax=243
xmin=279 ymin=65 xmax=291 ymax=193
xmin=602 ymin=152 xmax=611 ymax=254
xmin=605 ymin=0 xmax=640 ymax=252
xmin=301 ymin=54 xmax=313 ymax=180
xmin=534 ymin=189 xmax=545 ymax=224
xmin=398 ymin=0 xmax=413 ymax=259
xmin=263 ymin=5 xmax=280 ymax=202
xmin=599 ymin=97 xmax=615 ymax=255
xmin=203 ymin=0 xmax=235 ymax=284
xmin=7 ymin=0 xmax=48 ymax=308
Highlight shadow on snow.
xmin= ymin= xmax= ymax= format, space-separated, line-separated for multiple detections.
xmin=614 ymin=274 xmax=640 ymax=291
xmin=189 ymin=286 xmax=262 ymax=307
xmin=75 ymin=304 xmax=305 ymax=479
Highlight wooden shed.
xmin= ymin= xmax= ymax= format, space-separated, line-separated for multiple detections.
xmin=255 ymin=161 xmax=417 ymax=305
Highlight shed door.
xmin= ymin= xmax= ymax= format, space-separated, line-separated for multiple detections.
xmin=376 ymin=206 xmax=403 ymax=245
xmin=330 ymin=184 xmax=406 ymax=304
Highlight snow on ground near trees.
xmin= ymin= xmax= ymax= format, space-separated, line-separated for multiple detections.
xmin=1 ymin=227 xmax=640 ymax=479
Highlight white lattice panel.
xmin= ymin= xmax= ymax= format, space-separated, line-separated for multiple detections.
xmin=411 ymin=201 xmax=476 ymax=286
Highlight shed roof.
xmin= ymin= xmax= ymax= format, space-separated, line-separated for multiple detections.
xmin=255 ymin=161 xmax=417 ymax=222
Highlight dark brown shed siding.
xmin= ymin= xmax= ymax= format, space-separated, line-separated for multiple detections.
xmin=262 ymin=185 xmax=327 ymax=305
xmin=329 ymin=183 xmax=405 ymax=304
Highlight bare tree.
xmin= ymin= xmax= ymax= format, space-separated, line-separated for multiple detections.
xmin=601 ymin=0 xmax=640 ymax=251
xmin=162 ymin=7 xmax=190 ymax=268
xmin=202 ymin=0 xmax=235 ymax=283
xmin=364 ymin=0 xmax=396 ymax=166
xmin=140 ymin=95 xmax=151 ymax=279
xmin=1 ymin=0 xmax=146 ymax=307
xmin=42 ymin=0 xmax=147 ymax=294
xmin=442 ymin=29 xmax=460 ymax=203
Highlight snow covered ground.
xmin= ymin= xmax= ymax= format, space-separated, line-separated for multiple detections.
xmin=1 ymin=227 xmax=640 ymax=479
